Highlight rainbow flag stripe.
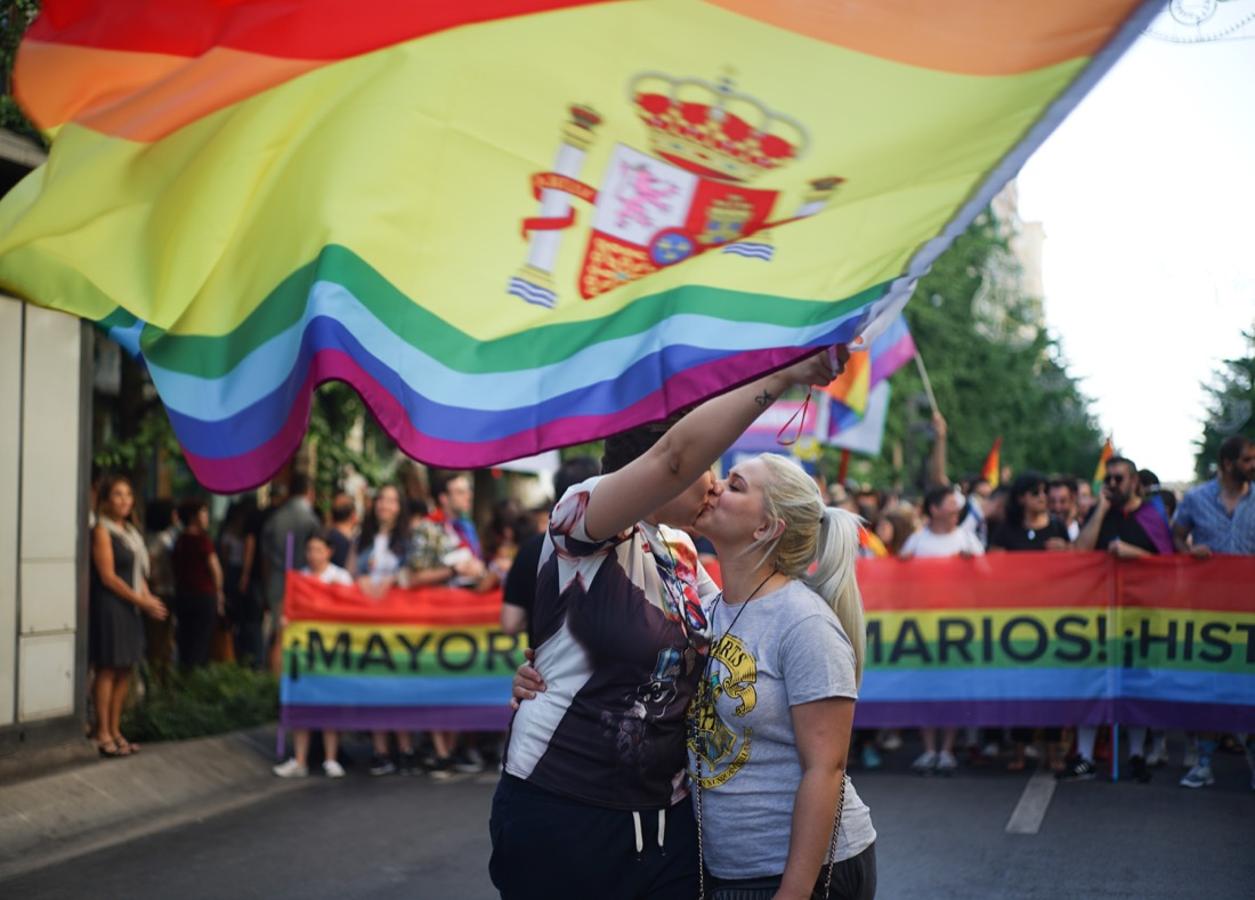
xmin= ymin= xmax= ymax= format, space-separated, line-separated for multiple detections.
xmin=279 ymin=576 xmax=527 ymax=731
xmin=2 ymin=1 xmax=1156 ymax=490
xmin=855 ymin=554 xmax=1255 ymax=730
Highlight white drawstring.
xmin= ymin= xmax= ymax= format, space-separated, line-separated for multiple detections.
xmin=632 ymin=811 xmax=644 ymax=855
xmin=657 ymin=808 xmax=666 ymax=848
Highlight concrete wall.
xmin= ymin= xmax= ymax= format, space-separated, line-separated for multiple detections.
xmin=0 ymin=295 xmax=89 ymax=749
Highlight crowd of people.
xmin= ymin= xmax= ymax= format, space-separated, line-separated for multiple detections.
xmin=85 ymin=466 xmax=542 ymax=770
xmin=86 ymin=410 xmax=1254 ymax=803
xmin=83 ymin=347 xmax=1253 ymax=899
xmin=827 ymin=420 xmax=1255 ymax=791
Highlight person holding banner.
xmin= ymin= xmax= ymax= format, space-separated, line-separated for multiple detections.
xmin=491 ymin=345 xmax=861 ymax=900
xmin=899 ymin=487 xmax=983 ymax=776
xmin=1170 ymin=435 xmax=1255 ymax=791
xmin=1066 ymin=456 xmax=1168 ymax=783
xmin=273 ymin=532 xmax=349 ymax=779
xmin=352 ymin=484 xmax=419 ymax=777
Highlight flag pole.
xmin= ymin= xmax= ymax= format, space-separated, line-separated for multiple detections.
xmin=913 ymin=351 xmax=940 ymax=417
xmin=837 ymin=449 xmax=851 ymax=484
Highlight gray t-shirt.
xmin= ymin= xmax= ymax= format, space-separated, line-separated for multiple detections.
xmin=687 ymin=580 xmax=876 ymax=878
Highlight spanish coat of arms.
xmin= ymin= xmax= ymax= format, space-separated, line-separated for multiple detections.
xmin=508 ymin=71 xmax=845 ymax=308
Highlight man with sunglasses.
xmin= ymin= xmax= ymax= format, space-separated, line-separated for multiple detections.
xmin=1075 ymin=456 xmax=1173 ymax=559
xmin=1062 ymin=456 xmax=1171 ymax=783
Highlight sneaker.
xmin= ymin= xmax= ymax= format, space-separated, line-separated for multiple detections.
xmin=368 ymin=753 xmax=397 ymax=776
xmin=936 ymin=750 xmax=958 ymax=775
xmin=429 ymin=755 xmax=456 ymax=782
xmin=322 ymin=759 xmax=346 ymax=779
xmin=398 ymin=751 xmax=420 ymax=775
xmin=1145 ymin=747 xmax=1168 ymax=768
xmin=453 ymin=746 xmax=485 ymax=774
xmin=860 ymin=744 xmax=882 ymax=770
xmin=1128 ymin=754 xmax=1151 ymax=784
xmin=911 ymin=750 xmax=938 ymax=775
xmin=880 ymin=731 xmax=903 ymax=751
xmin=1179 ymin=764 xmax=1214 ymax=789
xmin=981 ymin=742 xmax=1000 ymax=760
xmin=1056 ymin=756 xmax=1096 ymax=781
xmin=1183 ymin=740 xmax=1199 ymax=769
xmin=273 ymin=758 xmax=308 ymax=778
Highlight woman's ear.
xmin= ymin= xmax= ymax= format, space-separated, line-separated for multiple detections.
xmin=754 ymin=516 xmax=785 ymax=543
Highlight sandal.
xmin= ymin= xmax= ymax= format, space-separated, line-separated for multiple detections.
xmin=97 ymin=740 xmax=126 ymax=759
xmin=115 ymin=738 xmax=140 ymax=755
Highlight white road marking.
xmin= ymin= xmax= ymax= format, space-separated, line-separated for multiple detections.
xmin=1005 ymin=770 xmax=1057 ymax=835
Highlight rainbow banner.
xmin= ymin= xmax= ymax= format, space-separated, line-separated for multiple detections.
xmin=280 ymin=556 xmax=1255 ymax=733
xmin=280 ymin=575 xmax=527 ymax=732
xmin=0 ymin=2 xmax=1157 ymax=491
xmin=856 ymin=554 xmax=1255 ymax=731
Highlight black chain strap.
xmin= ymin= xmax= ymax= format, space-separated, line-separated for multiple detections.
xmin=692 ymin=704 xmax=847 ymax=899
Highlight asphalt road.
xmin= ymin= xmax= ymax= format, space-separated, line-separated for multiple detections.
xmin=8 ymin=740 xmax=1253 ymax=899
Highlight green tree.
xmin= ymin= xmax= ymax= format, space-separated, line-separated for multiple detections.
xmin=1193 ymin=328 xmax=1255 ymax=481
xmin=1 ymin=0 xmax=41 ymax=142
xmin=830 ymin=210 xmax=1104 ymax=491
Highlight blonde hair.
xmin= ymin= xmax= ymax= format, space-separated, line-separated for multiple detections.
xmin=751 ymin=454 xmax=866 ymax=685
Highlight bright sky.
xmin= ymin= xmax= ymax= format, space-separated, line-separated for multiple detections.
xmin=1017 ymin=27 xmax=1255 ymax=484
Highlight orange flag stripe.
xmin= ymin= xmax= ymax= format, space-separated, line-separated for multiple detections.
xmin=706 ymin=0 xmax=1145 ymax=76
xmin=16 ymin=40 xmax=326 ymax=141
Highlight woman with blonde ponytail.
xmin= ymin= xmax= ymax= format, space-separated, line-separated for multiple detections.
xmin=680 ymin=452 xmax=877 ymax=900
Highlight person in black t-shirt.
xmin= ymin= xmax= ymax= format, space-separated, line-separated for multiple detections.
xmin=326 ymin=493 xmax=357 ymax=569
xmin=1076 ymin=456 xmax=1173 ymax=557
xmin=989 ymin=472 xmax=1070 ymax=552
xmin=988 ymin=471 xmax=1069 ymax=771
xmin=501 ymin=456 xmax=600 ymax=646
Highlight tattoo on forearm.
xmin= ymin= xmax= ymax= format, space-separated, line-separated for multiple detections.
xmin=754 ymin=390 xmax=775 ymax=409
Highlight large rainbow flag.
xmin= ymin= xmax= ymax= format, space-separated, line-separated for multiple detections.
xmin=280 ymin=575 xmax=526 ymax=732
xmin=1 ymin=1 xmax=1158 ymax=491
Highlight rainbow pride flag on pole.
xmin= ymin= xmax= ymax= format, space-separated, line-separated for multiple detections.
xmin=980 ymin=436 xmax=1003 ymax=488
xmin=280 ymin=576 xmax=525 ymax=732
xmin=1093 ymin=437 xmax=1116 ymax=494
xmin=0 ymin=1 xmax=1158 ymax=491
xmin=825 ymin=313 xmax=915 ymax=440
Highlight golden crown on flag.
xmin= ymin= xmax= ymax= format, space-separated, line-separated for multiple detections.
xmin=629 ymin=71 xmax=809 ymax=183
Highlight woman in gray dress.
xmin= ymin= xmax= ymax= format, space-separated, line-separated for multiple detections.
xmin=90 ymin=475 xmax=168 ymax=757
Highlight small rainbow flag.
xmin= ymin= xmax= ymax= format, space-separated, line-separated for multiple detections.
xmin=826 ymin=313 xmax=915 ymax=440
xmin=0 ymin=1 xmax=1157 ymax=491
xmin=1093 ymin=437 xmax=1115 ymax=494
xmin=981 ymin=436 xmax=1003 ymax=488
xmin=859 ymin=526 xmax=889 ymax=559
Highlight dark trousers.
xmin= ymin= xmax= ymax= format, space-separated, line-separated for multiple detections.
xmin=489 ymin=774 xmax=699 ymax=900
xmin=707 ymin=843 xmax=877 ymax=900
xmin=175 ymin=592 xmax=217 ymax=668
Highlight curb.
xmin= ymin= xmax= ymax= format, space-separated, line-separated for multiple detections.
xmin=0 ymin=726 xmax=307 ymax=881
